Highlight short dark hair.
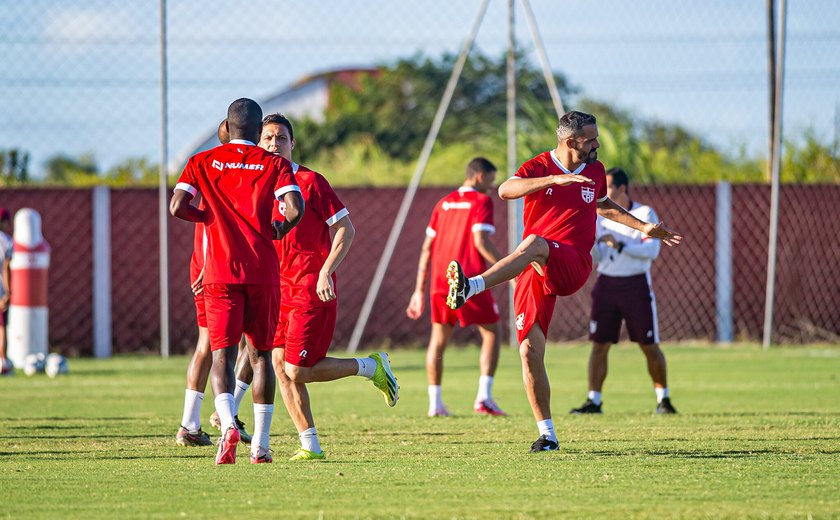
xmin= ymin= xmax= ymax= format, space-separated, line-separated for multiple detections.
xmin=606 ymin=167 xmax=629 ymax=189
xmin=226 ymin=98 xmax=263 ymax=136
xmin=466 ymin=157 xmax=496 ymax=179
xmin=262 ymin=113 xmax=294 ymax=141
xmin=557 ymin=111 xmax=597 ymax=140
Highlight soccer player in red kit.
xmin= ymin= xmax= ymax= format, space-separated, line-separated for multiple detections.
xmin=170 ymin=98 xmax=303 ymax=464
xmin=176 ymin=120 xmax=254 ymax=447
xmin=260 ymin=114 xmax=398 ymax=461
xmin=446 ymin=111 xmax=682 ymax=452
xmin=406 ymin=157 xmax=506 ymax=417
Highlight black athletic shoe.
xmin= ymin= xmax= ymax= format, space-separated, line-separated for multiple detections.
xmin=529 ymin=435 xmax=559 ymax=452
xmin=446 ymin=260 xmax=468 ymax=310
xmin=569 ymin=398 xmax=603 ymax=414
xmin=655 ymin=397 xmax=677 ymax=414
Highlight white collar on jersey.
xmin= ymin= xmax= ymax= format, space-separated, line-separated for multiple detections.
xmin=550 ymin=149 xmax=586 ymax=175
xmin=291 ymin=161 xmax=299 ymax=174
xmin=457 ymin=186 xmax=477 ymax=193
xmin=228 ymin=139 xmax=256 ymax=146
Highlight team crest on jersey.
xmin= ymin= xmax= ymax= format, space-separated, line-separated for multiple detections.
xmin=515 ymin=313 xmax=526 ymax=331
xmin=581 ymin=186 xmax=595 ymax=203
xmin=277 ymin=201 xmax=286 ymax=216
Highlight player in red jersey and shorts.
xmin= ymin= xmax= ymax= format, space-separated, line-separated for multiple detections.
xmin=406 ymin=158 xmax=506 ymax=417
xmin=446 ymin=111 xmax=682 ymax=452
xmin=175 ymin=121 xmax=256 ymax=447
xmin=259 ymin=114 xmax=399 ymax=461
xmin=170 ymin=98 xmax=304 ymax=464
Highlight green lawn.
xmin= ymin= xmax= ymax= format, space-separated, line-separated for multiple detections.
xmin=2 ymin=344 xmax=838 ymax=519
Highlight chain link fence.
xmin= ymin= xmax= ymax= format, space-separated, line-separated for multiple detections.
xmin=1 ymin=1 xmax=839 ymax=352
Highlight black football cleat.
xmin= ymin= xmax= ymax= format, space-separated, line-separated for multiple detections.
xmin=529 ymin=434 xmax=559 ymax=452
xmin=569 ymin=398 xmax=603 ymax=414
xmin=655 ymin=397 xmax=677 ymax=414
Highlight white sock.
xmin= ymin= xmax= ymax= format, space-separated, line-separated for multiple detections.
xmin=213 ymin=393 xmax=235 ymax=432
xmin=588 ymin=390 xmax=602 ymax=405
xmin=356 ymin=358 xmax=376 ymax=379
xmin=537 ymin=419 xmax=558 ymax=443
xmin=467 ymin=276 xmax=485 ymax=298
xmin=181 ymin=389 xmax=204 ymax=431
xmin=655 ymin=387 xmax=669 ymax=403
xmin=299 ymin=427 xmax=322 ymax=453
xmin=251 ymin=403 xmax=274 ymax=454
xmin=428 ymin=385 xmax=444 ymax=412
xmin=233 ymin=379 xmax=250 ymax=416
xmin=476 ymin=375 xmax=493 ymax=403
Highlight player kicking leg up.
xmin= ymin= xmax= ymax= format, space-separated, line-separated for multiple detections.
xmin=272 ymin=305 xmax=399 ymax=461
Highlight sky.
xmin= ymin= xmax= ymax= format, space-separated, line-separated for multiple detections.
xmin=1 ymin=0 xmax=838 ymax=177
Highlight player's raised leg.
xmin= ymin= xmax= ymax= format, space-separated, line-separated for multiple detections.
xmin=285 ymin=353 xmax=399 ymax=407
xmin=447 ymin=235 xmax=550 ymax=310
xmin=272 ymin=348 xmax=325 ymax=461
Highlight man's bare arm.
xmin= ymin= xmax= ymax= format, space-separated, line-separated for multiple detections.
xmin=473 ymin=230 xmax=502 ymax=265
xmin=317 ymin=215 xmax=355 ymax=302
xmin=597 ymin=198 xmax=682 ymax=246
xmin=169 ymin=190 xmax=204 ymax=222
xmin=406 ymin=234 xmax=433 ymax=320
xmin=498 ymin=174 xmax=595 ymax=200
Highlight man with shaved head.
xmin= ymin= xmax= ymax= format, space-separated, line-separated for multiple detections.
xmin=171 ymin=98 xmax=304 ymax=464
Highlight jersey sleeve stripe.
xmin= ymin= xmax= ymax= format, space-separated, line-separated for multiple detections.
xmin=472 ymin=223 xmax=496 ymax=234
xmin=275 ymin=185 xmax=302 ymax=199
xmin=174 ymin=182 xmax=197 ymax=197
xmin=597 ymin=195 xmax=608 ymax=202
xmin=425 ymin=227 xmax=437 ymax=238
xmin=325 ymin=207 xmax=350 ymax=226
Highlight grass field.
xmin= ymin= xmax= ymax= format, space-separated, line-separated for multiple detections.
xmin=2 ymin=344 xmax=839 ymax=519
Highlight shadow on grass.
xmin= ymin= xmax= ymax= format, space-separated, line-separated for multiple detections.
xmin=0 ymin=450 xmax=208 ymax=460
xmin=581 ymin=447 xmax=840 ymax=458
xmin=5 ymin=417 xmax=137 ymax=422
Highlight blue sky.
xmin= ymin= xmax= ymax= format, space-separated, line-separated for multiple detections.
xmin=1 ymin=0 xmax=838 ymax=177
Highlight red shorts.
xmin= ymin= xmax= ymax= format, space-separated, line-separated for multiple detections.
xmin=589 ymin=273 xmax=659 ymax=344
xmin=203 ymin=283 xmax=279 ymax=351
xmin=513 ymin=241 xmax=591 ymax=343
xmin=430 ymin=291 xmax=499 ymax=327
xmin=194 ymin=291 xmax=207 ymax=328
xmin=274 ymin=304 xmax=337 ymax=367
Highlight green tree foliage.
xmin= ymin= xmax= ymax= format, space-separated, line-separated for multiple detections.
xmin=0 ymin=148 xmax=30 ymax=185
xmin=294 ymin=52 xmax=835 ymax=186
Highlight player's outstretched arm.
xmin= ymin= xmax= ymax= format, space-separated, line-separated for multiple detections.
xmin=499 ymin=174 xmax=594 ymax=200
xmin=317 ymin=215 xmax=356 ymax=303
xmin=597 ymin=198 xmax=683 ymax=247
xmin=169 ymin=190 xmax=204 ymax=223
xmin=406 ymin=234 xmax=433 ymax=320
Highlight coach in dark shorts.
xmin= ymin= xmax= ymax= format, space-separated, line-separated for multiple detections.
xmin=570 ymin=168 xmax=677 ymax=415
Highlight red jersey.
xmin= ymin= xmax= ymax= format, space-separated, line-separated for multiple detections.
xmin=427 ymin=187 xmax=495 ymax=295
xmin=515 ymin=151 xmax=607 ymax=253
xmin=273 ymin=163 xmax=348 ymax=308
xmin=176 ymin=140 xmax=299 ymax=285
